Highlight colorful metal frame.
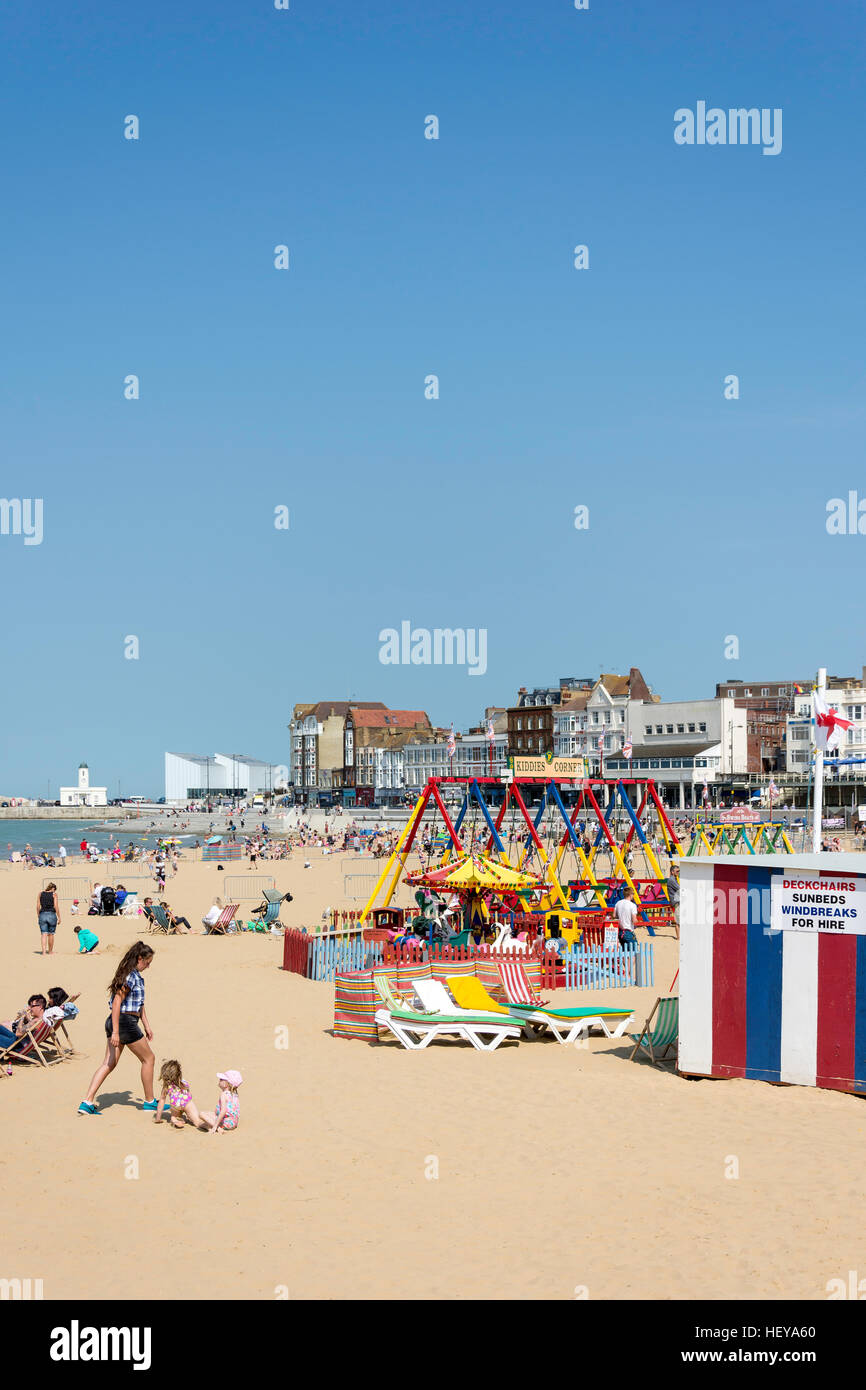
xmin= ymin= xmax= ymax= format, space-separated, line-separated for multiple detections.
xmin=358 ymin=775 xmax=682 ymax=923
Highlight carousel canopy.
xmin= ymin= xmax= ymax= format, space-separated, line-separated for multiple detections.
xmin=406 ymin=852 xmax=542 ymax=893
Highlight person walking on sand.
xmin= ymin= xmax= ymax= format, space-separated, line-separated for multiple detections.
xmin=78 ymin=942 xmax=156 ymax=1116
xmin=37 ymin=882 xmax=60 ymax=955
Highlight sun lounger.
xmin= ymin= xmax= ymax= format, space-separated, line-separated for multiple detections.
xmin=413 ymin=976 xmax=527 ymax=1027
xmin=494 ymin=960 xmax=634 ymax=1039
xmin=0 ymin=1020 xmax=60 ymax=1068
xmin=629 ymin=996 xmax=679 ymax=1066
xmin=205 ymin=904 xmax=239 ymax=935
xmin=446 ymin=974 xmax=633 ymax=1045
xmin=374 ymin=1005 xmax=521 ymax=1051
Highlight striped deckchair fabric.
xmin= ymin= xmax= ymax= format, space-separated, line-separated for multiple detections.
xmin=630 ymin=996 xmax=679 ymax=1066
xmin=333 ymin=971 xmax=380 ymax=1041
xmin=0 ymin=1019 xmax=58 ymax=1067
xmin=497 ymin=958 xmax=539 ymax=1006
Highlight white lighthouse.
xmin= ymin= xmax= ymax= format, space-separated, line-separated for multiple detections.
xmin=60 ymin=761 xmax=107 ymax=808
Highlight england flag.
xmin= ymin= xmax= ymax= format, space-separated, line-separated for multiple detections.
xmin=813 ymin=691 xmax=852 ymax=751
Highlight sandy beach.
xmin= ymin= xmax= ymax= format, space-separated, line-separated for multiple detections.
xmin=2 ymin=846 xmax=865 ymax=1302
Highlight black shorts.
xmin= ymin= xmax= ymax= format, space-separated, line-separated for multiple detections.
xmin=105 ymin=1014 xmax=143 ymax=1045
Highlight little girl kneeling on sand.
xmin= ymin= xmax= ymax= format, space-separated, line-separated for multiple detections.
xmin=153 ymin=1059 xmax=207 ymax=1130
xmin=201 ymin=1070 xmax=242 ymax=1134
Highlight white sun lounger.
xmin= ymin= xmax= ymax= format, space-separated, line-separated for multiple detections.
xmin=413 ymin=976 xmax=527 ymax=1026
xmin=374 ymin=1007 xmax=521 ymax=1051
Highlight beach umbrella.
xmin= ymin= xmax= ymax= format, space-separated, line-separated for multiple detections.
xmin=205 ymin=835 xmax=223 ymax=845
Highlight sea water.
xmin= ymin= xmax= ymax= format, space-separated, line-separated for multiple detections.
xmin=0 ymin=820 xmax=193 ymax=856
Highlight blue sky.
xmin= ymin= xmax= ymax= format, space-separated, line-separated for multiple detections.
xmin=1 ymin=0 xmax=864 ymax=796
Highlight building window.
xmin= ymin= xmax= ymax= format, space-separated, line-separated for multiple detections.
xmin=666 ymin=724 xmax=674 ymax=734
xmin=688 ymin=723 xmax=695 ymax=733
xmin=743 ymin=689 xmax=752 ymax=697
xmin=699 ymin=723 xmax=707 ymax=733
xmin=761 ymin=688 xmax=769 ymax=696
xmin=516 ymin=718 xmax=522 ymax=731
xmin=644 ymin=726 xmax=652 ymax=736
xmin=655 ymin=725 xmax=663 ymax=735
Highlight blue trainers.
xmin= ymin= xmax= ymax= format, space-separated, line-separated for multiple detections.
xmin=78 ymin=1101 xmax=99 ymax=1115
xmin=141 ymin=1099 xmax=158 ymax=1111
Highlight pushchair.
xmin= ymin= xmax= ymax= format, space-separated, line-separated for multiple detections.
xmin=100 ymin=885 xmax=117 ymax=916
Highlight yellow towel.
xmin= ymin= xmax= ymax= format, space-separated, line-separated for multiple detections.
xmin=445 ymin=975 xmax=511 ymax=1015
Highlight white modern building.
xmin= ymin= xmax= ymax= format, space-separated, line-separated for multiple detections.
xmin=604 ymin=698 xmax=747 ymax=807
xmin=164 ymin=753 xmax=288 ymax=803
xmin=60 ymin=762 xmax=108 ymax=808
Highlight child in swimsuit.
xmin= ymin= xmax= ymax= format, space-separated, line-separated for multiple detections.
xmin=201 ymin=1069 xmax=242 ymax=1133
xmin=154 ymin=1058 xmax=207 ymax=1130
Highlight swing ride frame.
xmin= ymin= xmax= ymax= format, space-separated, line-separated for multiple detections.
xmin=358 ymin=774 xmax=682 ymax=924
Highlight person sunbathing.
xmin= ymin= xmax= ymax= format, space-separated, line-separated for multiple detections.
xmin=160 ymin=901 xmax=194 ymax=935
xmin=0 ymin=994 xmax=48 ymax=1049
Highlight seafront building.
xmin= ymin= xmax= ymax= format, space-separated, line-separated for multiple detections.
xmin=342 ymin=708 xmax=432 ymax=806
xmin=787 ymin=672 xmax=866 ymax=779
xmin=59 ymin=762 xmax=107 ymax=808
xmin=289 ymin=701 xmax=386 ymax=804
xmin=285 ymin=666 xmax=866 ymax=813
xmin=508 ymin=670 xmax=655 ymax=760
xmin=605 ymin=698 xmax=747 ymax=808
xmin=403 ymin=712 xmax=509 ymax=795
xmin=164 ymin=752 xmax=286 ymax=803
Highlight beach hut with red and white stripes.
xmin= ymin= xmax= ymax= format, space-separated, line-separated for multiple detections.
xmin=679 ymin=855 xmax=866 ymax=1094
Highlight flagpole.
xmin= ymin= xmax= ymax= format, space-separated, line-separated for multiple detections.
xmin=812 ymin=667 xmax=827 ymax=853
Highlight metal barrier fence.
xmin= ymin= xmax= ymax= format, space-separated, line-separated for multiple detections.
xmin=43 ymin=876 xmax=90 ymax=903
xmin=343 ymin=873 xmax=379 ymax=900
xmin=562 ymin=942 xmax=654 ymax=990
xmin=224 ymin=875 xmax=275 ymax=904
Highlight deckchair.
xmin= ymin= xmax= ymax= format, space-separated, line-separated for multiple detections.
xmin=205 ymin=904 xmax=239 ymax=935
xmin=259 ymin=899 xmax=283 ymax=928
xmin=494 ymin=960 xmax=635 ymax=1039
xmin=148 ymin=905 xmax=172 ymax=935
xmin=446 ymin=975 xmax=633 ymax=1046
xmin=46 ymin=1018 xmax=75 ymax=1057
xmin=373 ymin=974 xmax=432 ymax=1014
xmin=629 ymin=996 xmax=679 ymax=1066
xmin=0 ymin=1020 xmax=60 ymax=1068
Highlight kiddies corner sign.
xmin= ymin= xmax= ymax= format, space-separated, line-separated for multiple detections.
xmin=507 ymin=754 xmax=587 ymax=780
xmin=770 ymin=871 xmax=866 ymax=935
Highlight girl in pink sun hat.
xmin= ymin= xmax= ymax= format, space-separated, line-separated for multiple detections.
xmin=201 ymin=1069 xmax=242 ymax=1133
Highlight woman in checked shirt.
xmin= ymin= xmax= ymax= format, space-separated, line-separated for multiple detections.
xmin=78 ymin=942 xmax=156 ymax=1116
